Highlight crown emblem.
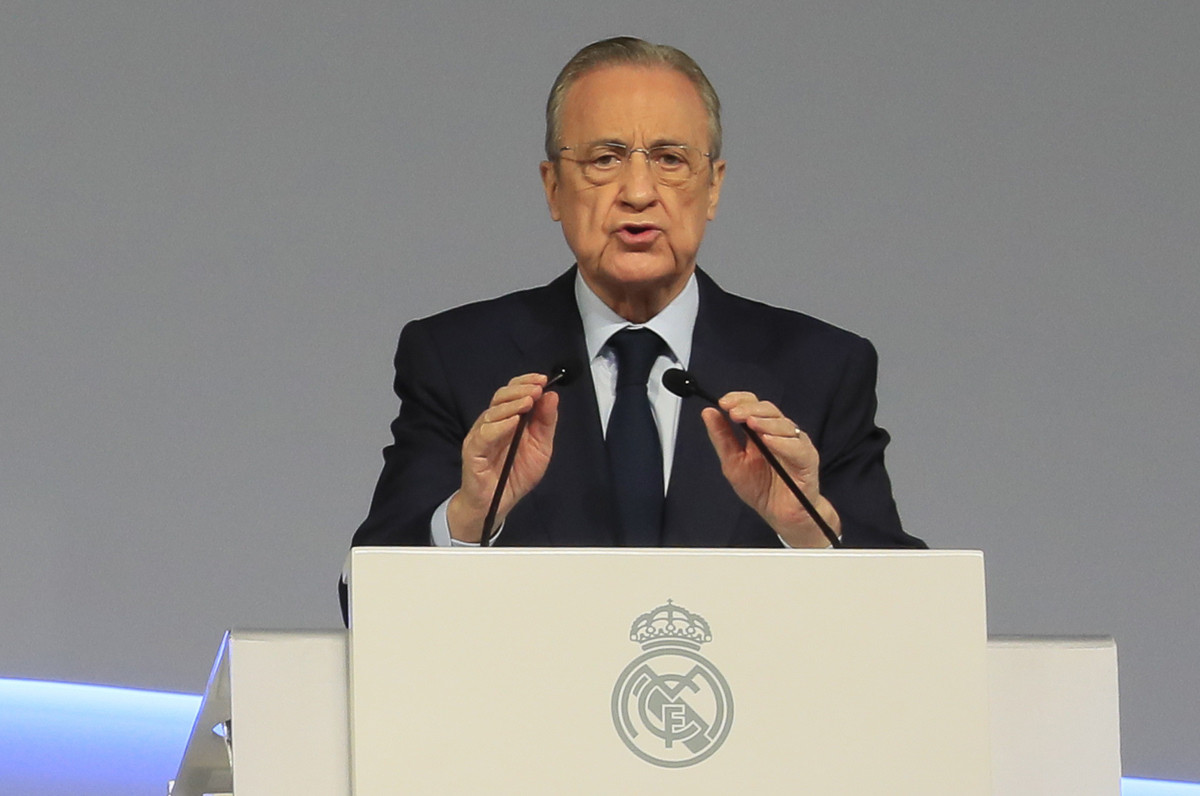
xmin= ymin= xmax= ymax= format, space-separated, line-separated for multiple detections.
xmin=613 ymin=600 xmax=734 ymax=767
xmin=629 ymin=600 xmax=712 ymax=649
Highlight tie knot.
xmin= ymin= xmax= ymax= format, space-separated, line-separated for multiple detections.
xmin=609 ymin=328 xmax=665 ymax=388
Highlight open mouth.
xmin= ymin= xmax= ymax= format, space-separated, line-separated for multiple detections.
xmin=616 ymin=223 xmax=662 ymax=245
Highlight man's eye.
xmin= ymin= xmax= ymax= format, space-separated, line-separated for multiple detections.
xmin=654 ymin=150 xmax=688 ymax=169
xmin=590 ymin=153 xmax=623 ymax=169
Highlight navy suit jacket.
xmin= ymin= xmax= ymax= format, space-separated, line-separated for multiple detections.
xmin=349 ymin=267 xmax=925 ymax=552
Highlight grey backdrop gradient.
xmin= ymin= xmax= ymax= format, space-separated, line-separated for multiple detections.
xmin=1 ymin=1 xmax=1196 ymax=781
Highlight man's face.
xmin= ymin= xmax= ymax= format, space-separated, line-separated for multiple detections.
xmin=541 ymin=64 xmax=725 ymax=320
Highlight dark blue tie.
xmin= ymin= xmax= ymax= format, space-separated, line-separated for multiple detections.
xmin=606 ymin=328 xmax=666 ymax=546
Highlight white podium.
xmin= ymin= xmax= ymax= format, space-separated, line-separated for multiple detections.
xmin=172 ymin=548 xmax=1121 ymax=795
xmin=349 ymin=548 xmax=989 ymax=794
xmin=169 ymin=630 xmax=349 ymax=796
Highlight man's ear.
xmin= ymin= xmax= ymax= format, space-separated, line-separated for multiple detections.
xmin=540 ymin=160 xmax=562 ymax=222
xmin=706 ymin=160 xmax=726 ymax=221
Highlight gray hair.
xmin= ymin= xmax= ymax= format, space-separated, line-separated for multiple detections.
xmin=544 ymin=37 xmax=723 ymax=162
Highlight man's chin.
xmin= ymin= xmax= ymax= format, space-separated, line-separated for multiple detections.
xmin=595 ymin=253 xmax=693 ymax=289
xmin=582 ymin=257 xmax=694 ymax=320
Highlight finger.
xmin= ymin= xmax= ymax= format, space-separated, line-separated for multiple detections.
xmin=701 ymin=406 xmax=744 ymax=465
xmin=518 ymin=390 xmax=559 ymax=457
xmin=468 ymin=371 xmax=556 ymax=454
xmin=479 ymin=393 xmax=536 ymax=426
xmin=490 ymin=382 xmax=544 ymax=408
xmin=753 ymin=422 xmax=819 ymax=483
xmin=716 ymin=391 xmax=760 ymax=413
xmin=525 ymin=389 xmax=559 ymax=440
xmin=726 ymin=398 xmax=784 ymax=424
xmin=507 ymin=372 xmax=549 ymax=387
xmin=486 ymin=371 xmax=550 ymax=410
xmin=744 ymin=414 xmax=807 ymax=440
xmin=473 ymin=413 xmax=523 ymax=447
xmin=531 ymin=388 xmax=559 ymax=426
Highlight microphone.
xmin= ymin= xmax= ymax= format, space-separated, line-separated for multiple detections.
xmin=662 ymin=368 xmax=717 ymax=404
xmin=662 ymin=368 xmax=843 ymax=549
xmin=480 ymin=360 xmax=580 ymax=546
xmin=545 ymin=360 xmax=579 ymax=389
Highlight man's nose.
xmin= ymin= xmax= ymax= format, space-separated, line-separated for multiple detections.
xmin=617 ymin=152 xmax=660 ymax=208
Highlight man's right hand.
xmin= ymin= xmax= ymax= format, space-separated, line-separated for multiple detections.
xmin=446 ymin=373 xmax=560 ymax=543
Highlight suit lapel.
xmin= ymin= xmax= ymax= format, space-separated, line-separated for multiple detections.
xmin=662 ymin=271 xmax=784 ymax=547
xmin=502 ymin=269 xmax=620 ymax=546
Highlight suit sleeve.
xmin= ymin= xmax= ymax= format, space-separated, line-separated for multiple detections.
xmin=350 ymin=319 xmax=472 ymax=548
xmin=817 ymin=337 xmax=926 ymax=549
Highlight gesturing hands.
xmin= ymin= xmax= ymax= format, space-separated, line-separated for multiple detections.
xmin=444 ymin=374 xmax=839 ymax=548
xmin=446 ymin=373 xmax=559 ymax=543
xmin=701 ymin=392 xmax=841 ymax=549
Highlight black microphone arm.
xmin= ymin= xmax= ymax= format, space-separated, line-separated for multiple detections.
xmin=479 ymin=362 xmax=578 ymax=547
xmin=662 ymin=368 xmax=843 ymax=549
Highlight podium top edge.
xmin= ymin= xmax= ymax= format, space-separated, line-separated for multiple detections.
xmin=224 ymin=629 xmax=348 ymax=642
xmin=350 ymin=547 xmax=982 ymax=559
xmin=987 ymin=635 xmax=1116 ymax=649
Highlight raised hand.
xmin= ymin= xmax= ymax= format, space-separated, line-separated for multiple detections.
xmin=447 ymin=373 xmax=560 ymax=542
xmin=701 ymin=391 xmax=841 ymax=548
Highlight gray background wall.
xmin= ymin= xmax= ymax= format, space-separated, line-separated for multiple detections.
xmin=1 ymin=0 xmax=1196 ymax=781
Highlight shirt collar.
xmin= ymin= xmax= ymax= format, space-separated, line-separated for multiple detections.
xmin=574 ymin=269 xmax=698 ymax=368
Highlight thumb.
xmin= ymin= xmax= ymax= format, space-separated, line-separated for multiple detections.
xmin=701 ymin=406 xmax=743 ymax=466
xmin=532 ymin=389 xmax=559 ymax=431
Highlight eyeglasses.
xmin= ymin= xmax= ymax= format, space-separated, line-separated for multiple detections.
xmin=557 ymin=143 xmax=713 ymax=187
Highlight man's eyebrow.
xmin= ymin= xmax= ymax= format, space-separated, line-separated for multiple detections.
xmin=573 ymin=138 xmax=627 ymax=149
xmin=579 ymin=138 xmax=690 ymax=149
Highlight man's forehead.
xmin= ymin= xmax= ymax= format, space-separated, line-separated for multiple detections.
xmin=560 ymin=64 xmax=708 ymax=143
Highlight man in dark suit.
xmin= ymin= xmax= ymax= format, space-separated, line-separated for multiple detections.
xmin=347 ymin=37 xmax=923 ymax=587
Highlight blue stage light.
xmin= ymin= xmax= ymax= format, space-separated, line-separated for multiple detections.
xmin=2 ymin=676 xmax=1198 ymax=796
xmin=1123 ymin=778 xmax=1200 ymax=795
xmin=0 ymin=678 xmax=201 ymax=796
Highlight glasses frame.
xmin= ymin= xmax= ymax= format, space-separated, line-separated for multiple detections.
xmin=556 ymin=142 xmax=715 ymax=187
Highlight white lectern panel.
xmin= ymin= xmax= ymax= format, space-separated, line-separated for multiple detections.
xmin=170 ymin=630 xmax=350 ymax=796
xmin=988 ymin=636 xmax=1121 ymax=794
xmin=348 ymin=548 xmax=989 ymax=795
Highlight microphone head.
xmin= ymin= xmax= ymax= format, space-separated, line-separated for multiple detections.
xmin=662 ymin=368 xmax=697 ymax=398
xmin=547 ymin=359 xmax=582 ymax=388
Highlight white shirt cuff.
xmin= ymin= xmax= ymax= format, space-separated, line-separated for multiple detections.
xmin=777 ymin=531 xmax=842 ymax=549
xmin=431 ymin=493 xmax=497 ymax=547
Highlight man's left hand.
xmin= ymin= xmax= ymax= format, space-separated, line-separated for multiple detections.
xmin=701 ymin=392 xmax=841 ymax=548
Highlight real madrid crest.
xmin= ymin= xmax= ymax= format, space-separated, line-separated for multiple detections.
xmin=611 ymin=600 xmax=734 ymax=767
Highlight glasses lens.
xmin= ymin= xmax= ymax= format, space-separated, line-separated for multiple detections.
xmin=573 ymin=145 xmax=703 ymax=186
xmin=580 ymin=145 xmax=626 ymax=182
xmin=648 ymin=146 xmax=699 ymax=185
